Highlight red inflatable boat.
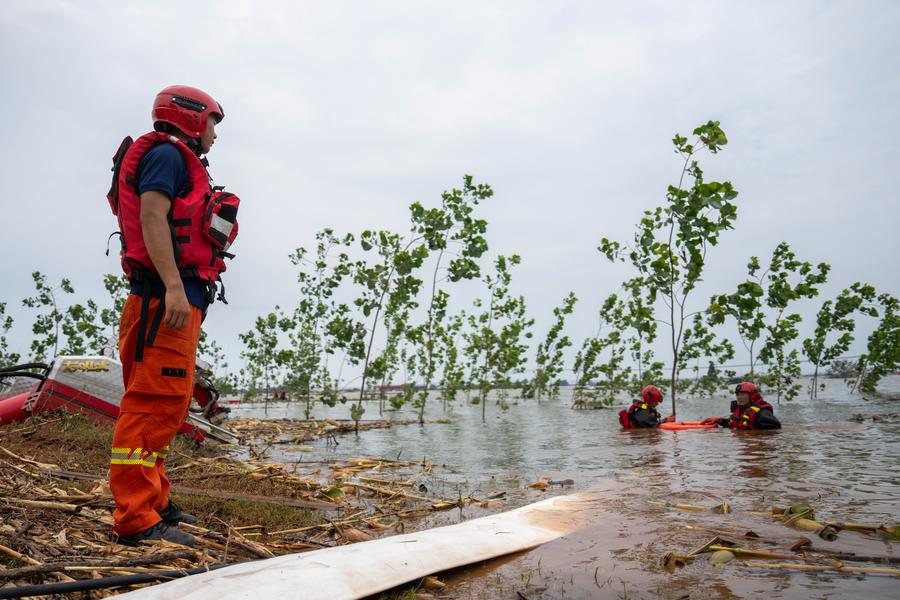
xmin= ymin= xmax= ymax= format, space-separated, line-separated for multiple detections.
xmin=0 ymin=356 xmax=237 ymax=444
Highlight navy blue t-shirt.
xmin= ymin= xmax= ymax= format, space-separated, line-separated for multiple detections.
xmin=137 ymin=143 xmax=187 ymax=198
xmin=130 ymin=143 xmax=209 ymax=311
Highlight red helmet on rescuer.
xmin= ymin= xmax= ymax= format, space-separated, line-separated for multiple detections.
xmin=152 ymin=85 xmax=224 ymax=139
xmin=641 ymin=385 xmax=663 ymax=404
xmin=735 ymin=381 xmax=763 ymax=404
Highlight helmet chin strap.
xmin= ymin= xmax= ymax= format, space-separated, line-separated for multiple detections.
xmin=185 ymin=137 xmax=203 ymax=156
xmin=189 ymin=138 xmax=212 ymax=168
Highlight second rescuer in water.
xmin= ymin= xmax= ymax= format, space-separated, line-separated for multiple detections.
xmin=702 ymin=382 xmax=782 ymax=430
xmin=619 ymin=385 xmax=675 ymax=428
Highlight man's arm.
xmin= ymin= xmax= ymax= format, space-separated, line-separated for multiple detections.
xmin=700 ymin=416 xmax=731 ymax=427
xmin=140 ymin=191 xmax=191 ymax=330
xmin=754 ymin=409 xmax=782 ymax=430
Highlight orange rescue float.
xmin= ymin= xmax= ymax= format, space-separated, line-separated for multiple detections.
xmin=658 ymin=421 xmax=718 ymax=431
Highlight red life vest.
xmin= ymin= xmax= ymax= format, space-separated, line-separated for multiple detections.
xmin=106 ymin=132 xmax=239 ymax=282
xmin=730 ymin=399 xmax=775 ymax=429
xmin=619 ymin=401 xmax=659 ymax=429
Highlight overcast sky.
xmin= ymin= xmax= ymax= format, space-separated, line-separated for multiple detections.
xmin=1 ymin=1 xmax=898 ymax=380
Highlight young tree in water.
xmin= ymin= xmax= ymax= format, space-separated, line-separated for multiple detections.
xmin=239 ymin=307 xmax=294 ymax=413
xmin=438 ymin=311 xmax=467 ymax=409
xmin=802 ymin=283 xmax=877 ymax=400
xmin=407 ymin=176 xmax=491 ymax=424
xmin=854 ymin=292 xmax=899 ymax=394
xmin=324 ymin=302 xmax=367 ymax=405
xmin=595 ymin=295 xmax=633 ymax=405
xmin=525 ymin=292 xmax=577 ymax=401
xmin=709 ymin=242 xmax=829 ymax=402
xmin=353 ymin=230 xmax=428 ymax=424
xmin=678 ymin=312 xmax=734 ymax=397
xmin=572 ymin=336 xmax=605 ymax=407
xmin=373 ymin=292 xmax=417 ymax=413
xmin=287 ymin=229 xmax=355 ymax=417
xmin=757 ymin=249 xmax=830 ymax=402
xmin=0 ymin=302 xmax=21 ymax=368
xmin=464 ymin=255 xmax=533 ymax=422
xmin=620 ymin=278 xmax=664 ymax=395
xmin=572 ymin=294 xmax=631 ymax=408
xmin=600 ymin=121 xmax=738 ymax=416
xmin=21 ymin=271 xmax=76 ymax=361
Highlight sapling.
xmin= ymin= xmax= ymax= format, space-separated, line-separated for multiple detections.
xmin=527 ymin=292 xmax=577 ymax=401
xmin=802 ymin=283 xmax=877 ymax=399
xmin=600 ymin=121 xmax=738 ymax=416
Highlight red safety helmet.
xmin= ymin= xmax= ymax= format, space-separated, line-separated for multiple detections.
xmin=641 ymin=385 xmax=663 ymax=404
xmin=152 ymin=85 xmax=224 ymax=139
xmin=734 ymin=381 xmax=763 ymax=404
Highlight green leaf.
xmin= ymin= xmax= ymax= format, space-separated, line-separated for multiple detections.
xmin=323 ymin=486 xmax=345 ymax=499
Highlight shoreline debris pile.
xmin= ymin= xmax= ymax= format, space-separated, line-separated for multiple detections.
xmin=0 ymin=412 xmax=494 ymax=597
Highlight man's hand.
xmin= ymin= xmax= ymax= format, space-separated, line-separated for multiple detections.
xmin=662 ymin=415 xmax=676 ymax=423
xmin=164 ymin=285 xmax=191 ymax=330
xmin=700 ymin=417 xmax=720 ymax=425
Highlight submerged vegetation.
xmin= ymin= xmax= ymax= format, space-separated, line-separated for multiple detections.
xmin=2 ymin=122 xmax=898 ymax=419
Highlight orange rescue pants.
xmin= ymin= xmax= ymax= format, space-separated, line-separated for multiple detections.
xmin=110 ymin=294 xmax=201 ymax=535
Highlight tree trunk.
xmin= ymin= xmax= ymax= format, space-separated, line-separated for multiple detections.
xmin=749 ymin=339 xmax=756 ymax=378
xmin=418 ymin=380 xmax=429 ymax=425
xmin=811 ymin=365 xmax=819 ymax=400
xmin=670 ymin=353 xmax=678 ymax=418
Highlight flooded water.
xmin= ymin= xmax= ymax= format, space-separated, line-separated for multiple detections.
xmin=231 ymin=376 xmax=900 ymax=599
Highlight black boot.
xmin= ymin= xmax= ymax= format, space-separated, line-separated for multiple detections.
xmin=115 ymin=521 xmax=195 ymax=546
xmin=158 ymin=500 xmax=198 ymax=525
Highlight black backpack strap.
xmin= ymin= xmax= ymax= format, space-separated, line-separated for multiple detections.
xmin=106 ymin=136 xmax=133 ymax=215
xmin=145 ymin=295 xmax=166 ymax=348
xmin=134 ymin=280 xmax=152 ymax=363
xmin=133 ymin=278 xmax=168 ymax=363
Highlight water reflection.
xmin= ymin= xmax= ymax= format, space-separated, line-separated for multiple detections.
xmin=734 ymin=430 xmax=777 ymax=479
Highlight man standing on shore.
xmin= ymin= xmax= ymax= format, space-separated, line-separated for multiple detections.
xmin=106 ymin=85 xmax=239 ymax=545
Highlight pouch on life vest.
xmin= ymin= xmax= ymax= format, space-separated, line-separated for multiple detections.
xmin=202 ymin=191 xmax=240 ymax=274
xmin=204 ymin=191 xmax=240 ymax=255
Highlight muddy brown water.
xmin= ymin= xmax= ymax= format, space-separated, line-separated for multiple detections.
xmin=233 ymin=376 xmax=900 ymax=599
